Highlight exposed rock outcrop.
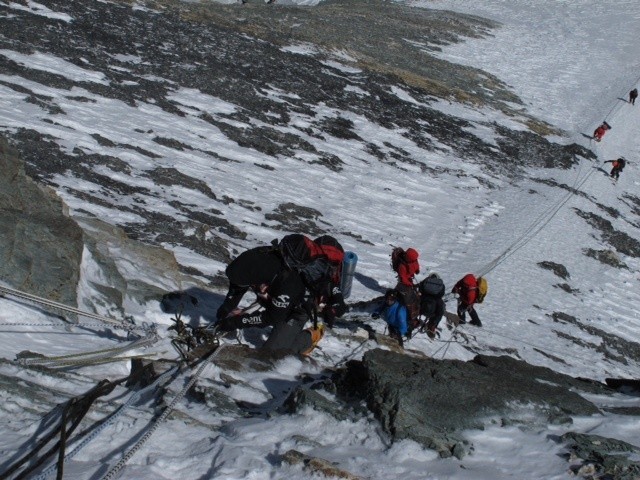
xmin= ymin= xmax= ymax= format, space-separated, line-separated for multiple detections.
xmin=0 ymin=137 xmax=83 ymax=306
xmin=335 ymin=349 xmax=610 ymax=458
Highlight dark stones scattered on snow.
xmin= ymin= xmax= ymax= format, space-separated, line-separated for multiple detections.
xmin=537 ymin=260 xmax=570 ymax=279
xmin=550 ymin=311 xmax=640 ymax=365
xmin=558 ymin=432 xmax=640 ymax=480
xmin=0 ymin=0 xmax=593 ymax=272
xmin=583 ymin=248 xmax=628 ymax=269
xmin=282 ymin=449 xmax=362 ymax=480
xmin=575 ymin=209 xmax=640 ymax=258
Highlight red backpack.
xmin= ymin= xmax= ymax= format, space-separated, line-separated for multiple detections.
xmin=458 ymin=274 xmax=478 ymax=304
xmin=314 ymin=235 xmax=345 ymax=284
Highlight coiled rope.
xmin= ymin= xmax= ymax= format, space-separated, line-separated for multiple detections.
xmin=17 ymin=334 xmax=160 ymax=369
xmin=0 ymin=284 xmax=160 ymax=368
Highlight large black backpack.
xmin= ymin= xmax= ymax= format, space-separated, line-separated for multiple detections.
xmin=314 ymin=235 xmax=345 ymax=284
xmin=419 ymin=274 xmax=445 ymax=297
xmin=274 ymin=234 xmax=344 ymax=287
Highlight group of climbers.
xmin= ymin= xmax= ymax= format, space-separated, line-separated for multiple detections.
xmin=372 ymin=246 xmax=487 ymax=347
xmin=592 ymin=87 xmax=638 ymax=181
xmin=212 ymin=237 xmax=488 ymax=355
xmin=200 ymin=85 xmax=640 ymax=356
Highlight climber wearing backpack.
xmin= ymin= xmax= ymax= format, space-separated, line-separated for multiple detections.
xmin=593 ymin=121 xmax=611 ymax=142
xmin=391 ymin=247 xmax=421 ymax=323
xmin=392 ymin=247 xmax=420 ymax=287
xmin=313 ymin=235 xmax=348 ymax=328
xmin=215 ymin=238 xmax=335 ymax=356
xmin=418 ymin=273 xmax=446 ymax=339
xmin=372 ymin=289 xmax=408 ymax=348
xmin=451 ymin=273 xmax=487 ymax=327
xmin=604 ymin=157 xmax=626 ymax=180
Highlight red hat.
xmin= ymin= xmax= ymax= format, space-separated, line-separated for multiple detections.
xmin=405 ymin=248 xmax=419 ymax=262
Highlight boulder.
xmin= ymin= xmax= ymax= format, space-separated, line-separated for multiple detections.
xmin=336 ymin=349 xmax=609 ymax=458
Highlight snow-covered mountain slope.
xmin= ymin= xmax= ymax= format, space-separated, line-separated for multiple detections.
xmin=1 ymin=0 xmax=640 ymax=479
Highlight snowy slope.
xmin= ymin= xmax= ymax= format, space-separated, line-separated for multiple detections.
xmin=1 ymin=0 xmax=640 ymax=479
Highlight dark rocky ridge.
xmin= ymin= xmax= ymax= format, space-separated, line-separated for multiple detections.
xmin=210 ymin=343 xmax=640 ymax=476
xmin=0 ymin=137 xmax=211 ymax=315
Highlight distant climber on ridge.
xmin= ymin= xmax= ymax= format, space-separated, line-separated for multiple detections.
xmin=629 ymin=88 xmax=638 ymax=105
xmin=593 ymin=121 xmax=611 ymax=142
xmin=604 ymin=157 xmax=626 ymax=180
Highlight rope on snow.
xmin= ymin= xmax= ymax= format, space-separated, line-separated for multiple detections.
xmin=0 ymin=284 xmax=149 ymax=335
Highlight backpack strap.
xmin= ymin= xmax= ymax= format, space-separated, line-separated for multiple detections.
xmin=302 ymin=297 xmax=319 ymax=329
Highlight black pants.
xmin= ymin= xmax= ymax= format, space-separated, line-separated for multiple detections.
xmin=262 ymin=311 xmax=312 ymax=354
xmin=610 ymin=168 xmax=622 ymax=179
xmin=388 ymin=326 xmax=404 ymax=347
xmin=457 ymin=302 xmax=481 ymax=326
xmin=421 ymin=297 xmax=445 ymax=331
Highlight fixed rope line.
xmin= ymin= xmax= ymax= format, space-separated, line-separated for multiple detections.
xmin=463 ymin=323 xmax=637 ymax=376
xmin=333 ymin=337 xmax=370 ymax=368
xmin=429 ymin=322 xmax=464 ymax=360
xmin=99 ymin=346 xmax=225 ymax=480
xmin=0 ymin=321 xmax=121 ymax=330
xmin=601 ymin=75 xmax=640 ymax=123
xmin=476 ymin=165 xmax=597 ymax=278
xmin=0 ymin=284 xmax=146 ymax=335
xmin=32 ymin=364 xmax=182 ymax=480
xmin=1 ymin=379 xmax=121 ymax=480
xmin=17 ymin=334 xmax=160 ymax=369
xmin=471 ymin=75 xmax=632 ymax=281
xmin=25 ymin=353 xmax=166 ymax=369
